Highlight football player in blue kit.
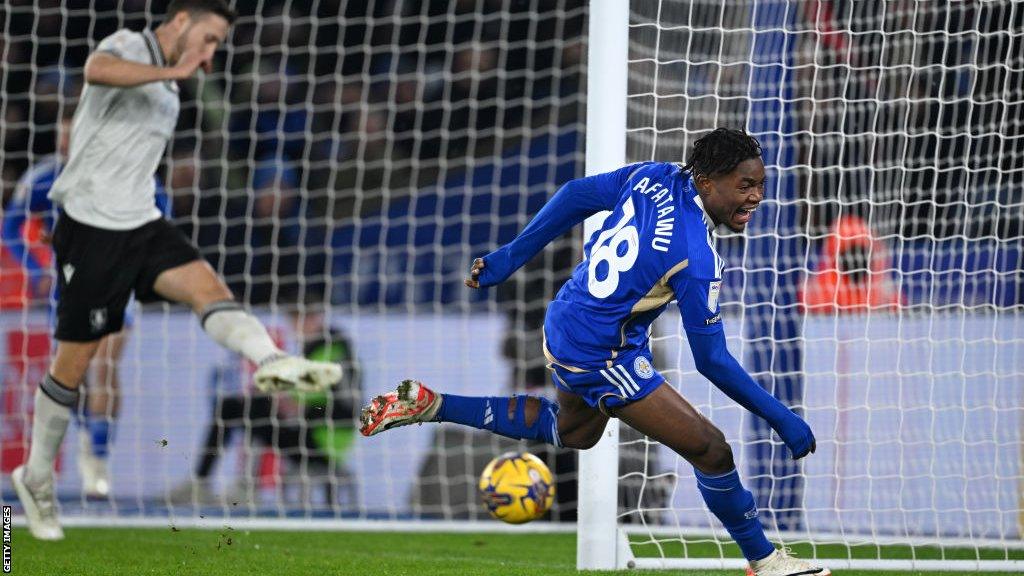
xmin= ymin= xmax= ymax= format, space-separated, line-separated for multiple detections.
xmin=360 ymin=128 xmax=829 ymax=576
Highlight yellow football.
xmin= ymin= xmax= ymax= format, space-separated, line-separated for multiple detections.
xmin=478 ymin=451 xmax=555 ymax=524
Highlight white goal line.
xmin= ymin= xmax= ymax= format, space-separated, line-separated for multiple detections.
xmin=628 ymin=557 xmax=1024 ymax=573
xmin=30 ymin=515 xmax=1024 ymax=552
xmin=620 ymin=524 xmax=1024 ymax=552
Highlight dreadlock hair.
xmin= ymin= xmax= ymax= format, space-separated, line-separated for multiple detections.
xmin=682 ymin=128 xmax=762 ymax=179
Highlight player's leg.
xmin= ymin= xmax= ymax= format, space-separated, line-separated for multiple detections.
xmin=545 ymin=388 xmax=608 ymax=450
xmin=14 ymin=214 xmax=135 ymax=540
xmin=260 ymin=422 xmax=322 ymax=506
xmin=149 ymin=257 xmax=339 ymax=392
xmin=21 ymin=340 xmax=99 ymax=487
xmin=149 ymin=256 xmax=282 ymax=362
xmin=14 ymin=342 xmax=105 ymax=540
xmin=89 ymin=330 xmax=127 ymax=441
xmin=169 ymin=394 xmax=259 ymax=505
xmin=360 ymin=378 xmax=607 ymax=450
xmin=133 ymin=217 xmax=280 ymax=363
xmin=227 ymin=396 xmax=278 ymax=505
xmin=613 ymin=382 xmax=828 ymax=576
xmin=78 ymin=329 xmax=127 ymax=497
xmin=434 ymin=385 xmax=609 ymax=448
xmin=195 ymin=395 xmax=248 ymax=481
xmin=15 ymin=343 xmax=108 ymax=540
xmin=613 ymin=383 xmax=734 ymax=472
xmin=150 ymin=259 xmax=280 ymax=361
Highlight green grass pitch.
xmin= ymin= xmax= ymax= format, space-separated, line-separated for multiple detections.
xmin=10 ymin=528 xmax=1023 ymax=576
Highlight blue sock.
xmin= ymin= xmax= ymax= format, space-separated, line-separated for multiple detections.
xmin=435 ymin=394 xmax=561 ymax=447
xmin=694 ymin=468 xmax=774 ymax=562
xmin=88 ymin=418 xmax=113 ymax=458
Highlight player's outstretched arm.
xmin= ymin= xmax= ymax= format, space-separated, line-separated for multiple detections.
xmin=85 ymin=48 xmax=208 ymax=87
xmin=687 ymin=329 xmax=816 ymax=459
xmin=466 ymin=163 xmax=648 ymax=289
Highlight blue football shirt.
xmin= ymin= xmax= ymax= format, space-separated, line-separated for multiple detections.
xmin=543 ymin=161 xmax=726 ymax=370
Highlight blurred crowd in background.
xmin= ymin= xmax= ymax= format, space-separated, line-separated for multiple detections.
xmin=1 ymin=0 xmax=586 ymax=306
xmin=3 ymin=1 xmax=1019 ymax=314
xmin=1 ymin=0 xmax=589 ymax=520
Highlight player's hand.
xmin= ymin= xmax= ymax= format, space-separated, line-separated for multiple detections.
xmin=464 ymin=258 xmax=485 ymax=289
xmin=466 ymin=249 xmax=514 ymax=288
xmin=169 ymin=48 xmax=210 ymax=80
xmin=776 ymin=415 xmax=816 ymax=460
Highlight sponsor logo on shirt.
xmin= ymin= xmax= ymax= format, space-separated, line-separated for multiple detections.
xmin=705 ymin=313 xmax=721 ymax=326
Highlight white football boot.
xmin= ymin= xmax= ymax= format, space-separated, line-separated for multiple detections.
xmin=359 ymin=379 xmax=442 ymax=437
xmin=11 ymin=465 xmax=64 ymax=541
xmin=78 ymin=433 xmax=110 ymax=498
xmin=750 ymin=549 xmax=831 ymax=576
xmin=253 ymin=355 xmax=341 ymax=393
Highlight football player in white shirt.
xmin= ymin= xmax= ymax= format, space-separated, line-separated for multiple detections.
xmin=13 ymin=0 xmax=340 ymax=541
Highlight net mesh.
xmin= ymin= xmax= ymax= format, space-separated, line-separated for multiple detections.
xmin=0 ymin=0 xmax=587 ymax=521
xmin=625 ymin=0 xmax=1023 ymax=562
xmin=0 ymin=1 xmax=1021 ymax=565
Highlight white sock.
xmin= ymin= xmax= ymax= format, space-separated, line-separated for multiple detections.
xmin=25 ymin=375 xmax=77 ymax=487
xmin=200 ymin=301 xmax=285 ymax=365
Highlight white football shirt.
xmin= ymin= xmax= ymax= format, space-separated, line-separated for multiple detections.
xmin=49 ymin=28 xmax=179 ymax=230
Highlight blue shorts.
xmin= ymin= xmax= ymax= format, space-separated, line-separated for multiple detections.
xmin=547 ymin=348 xmax=665 ymax=415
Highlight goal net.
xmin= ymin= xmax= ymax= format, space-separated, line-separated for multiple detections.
xmin=1 ymin=0 xmax=586 ymax=526
xmin=606 ymin=0 xmax=1023 ymax=571
xmin=0 ymin=0 xmax=1021 ymax=572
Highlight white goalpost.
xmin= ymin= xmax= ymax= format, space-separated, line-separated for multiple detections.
xmin=576 ymin=0 xmax=628 ymax=570
xmin=577 ymin=0 xmax=1024 ymax=572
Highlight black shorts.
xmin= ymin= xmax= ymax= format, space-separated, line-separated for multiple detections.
xmin=52 ymin=213 xmax=201 ymax=342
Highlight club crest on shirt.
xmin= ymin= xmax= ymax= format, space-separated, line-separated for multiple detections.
xmin=90 ymin=308 xmax=107 ymax=332
xmin=707 ymin=280 xmax=722 ymax=312
xmin=633 ymin=356 xmax=655 ymax=380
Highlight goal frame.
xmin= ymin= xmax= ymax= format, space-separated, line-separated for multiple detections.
xmin=576 ymin=0 xmax=626 ymax=570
